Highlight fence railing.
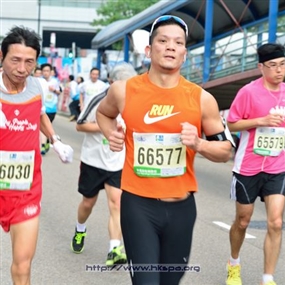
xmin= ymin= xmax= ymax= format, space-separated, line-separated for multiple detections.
xmin=181 ymin=16 xmax=285 ymax=84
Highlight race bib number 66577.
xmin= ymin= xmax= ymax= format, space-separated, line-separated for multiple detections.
xmin=133 ymin=133 xmax=186 ymax=177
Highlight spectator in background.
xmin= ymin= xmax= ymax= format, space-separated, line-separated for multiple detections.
xmin=68 ymin=75 xmax=80 ymax=122
xmin=76 ymin=76 xmax=84 ymax=94
xmin=51 ymin=65 xmax=63 ymax=93
xmin=100 ymin=52 xmax=109 ymax=82
xmin=76 ymin=76 xmax=84 ymax=88
xmin=33 ymin=67 xmax=42 ymax=77
xmin=51 ymin=66 xmax=58 ymax=78
xmin=76 ymin=76 xmax=84 ymax=111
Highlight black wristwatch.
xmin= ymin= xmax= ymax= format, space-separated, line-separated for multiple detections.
xmin=50 ymin=134 xmax=61 ymax=144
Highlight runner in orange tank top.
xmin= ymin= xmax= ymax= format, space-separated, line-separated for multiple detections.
xmin=97 ymin=15 xmax=233 ymax=285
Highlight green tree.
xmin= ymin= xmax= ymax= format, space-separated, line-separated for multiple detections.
xmin=91 ymin=0 xmax=159 ymax=50
xmin=91 ymin=0 xmax=160 ymax=27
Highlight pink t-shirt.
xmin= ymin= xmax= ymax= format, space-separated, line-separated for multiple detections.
xmin=228 ymin=77 xmax=285 ymax=175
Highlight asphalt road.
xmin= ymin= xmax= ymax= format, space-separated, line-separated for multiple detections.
xmin=1 ymin=114 xmax=284 ymax=285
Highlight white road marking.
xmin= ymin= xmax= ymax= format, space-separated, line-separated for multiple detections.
xmin=213 ymin=221 xmax=256 ymax=239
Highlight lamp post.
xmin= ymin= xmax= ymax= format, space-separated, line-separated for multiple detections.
xmin=37 ymin=0 xmax=41 ymax=35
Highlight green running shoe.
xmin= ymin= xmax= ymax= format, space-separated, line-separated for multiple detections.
xmin=71 ymin=228 xmax=86 ymax=254
xmin=106 ymin=245 xmax=127 ymax=266
xmin=41 ymin=144 xmax=46 ymax=155
xmin=44 ymin=142 xmax=50 ymax=153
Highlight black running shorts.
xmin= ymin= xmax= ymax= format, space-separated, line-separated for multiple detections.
xmin=78 ymin=161 xmax=122 ymax=198
xmin=231 ymin=172 xmax=285 ymax=203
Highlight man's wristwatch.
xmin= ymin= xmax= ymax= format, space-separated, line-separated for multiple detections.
xmin=50 ymin=134 xmax=61 ymax=144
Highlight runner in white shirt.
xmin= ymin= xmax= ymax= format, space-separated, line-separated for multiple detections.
xmin=79 ymin=67 xmax=108 ymax=110
xmin=71 ymin=63 xmax=137 ymax=266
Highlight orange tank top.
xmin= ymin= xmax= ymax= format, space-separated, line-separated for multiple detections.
xmin=121 ymin=73 xmax=202 ymax=199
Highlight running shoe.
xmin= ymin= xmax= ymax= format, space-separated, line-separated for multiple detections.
xmin=45 ymin=142 xmax=50 ymax=153
xmin=106 ymin=245 xmax=127 ymax=266
xmin=71 ymin=228 xmax=86 ymax=253
xmin=226 ymin=262 xmax=242 ymax=285
xmin=260 ymin=282 xmax=277 ymax=285
xmin=69 ymin=115 xmax=76 ymax=122
xmin=41 ymin=144 xmax=46 ymax=155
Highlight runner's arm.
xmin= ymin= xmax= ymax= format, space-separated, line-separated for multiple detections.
xmin=76 ymin=122 xmax=100 ymax=133
xmin=197 ymin=89 xmax=232 ymax=162
xmin=96 ymin=81 xmax=125 ymax=140
xmin=227 ymin=115 xmax=284 ymax=132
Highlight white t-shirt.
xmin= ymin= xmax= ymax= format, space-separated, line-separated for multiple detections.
xmin=77 ymin=90 xmax=125 ymax=171
xmin=69 ymin=80 xmax=79 ymax=100
xmin=36 ymin=77 xmax=49 ymax=113
xmin=80 ymin=79 xmax=108 ymax=106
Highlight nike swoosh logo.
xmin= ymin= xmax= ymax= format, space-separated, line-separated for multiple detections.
xmin=144 ymin=111 xmax=180 ymax=124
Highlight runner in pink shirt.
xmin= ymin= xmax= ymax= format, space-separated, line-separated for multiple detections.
xmin=226 ymin=43 xmax=285 ymax=285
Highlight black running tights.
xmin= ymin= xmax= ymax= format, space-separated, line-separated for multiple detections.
xmin=121 ymin=191 xmax=197 ymax=285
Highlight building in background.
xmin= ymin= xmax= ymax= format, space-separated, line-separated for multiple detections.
xmin=1 ymin=0 xmax=102 ymax=50
xmin=1 ymin=0 xmax=147 ymax=79
xmin=0 ymin=0 xmax=109 ymax=80
xmin=0 ymin=0 xmax=152 ymax=114
xmin=0 ymin=0 xmax=150 ymax=84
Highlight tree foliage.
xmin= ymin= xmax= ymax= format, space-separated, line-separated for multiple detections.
xmin=91 ymin=0 xmax=160 ymax=28
xmin=91 ymin=0 xmax=160 ymax=50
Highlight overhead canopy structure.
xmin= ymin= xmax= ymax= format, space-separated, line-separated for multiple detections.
xmin=92 ymin=0 xmax=285 ymax=50
xmin=91 ymin=0 xmax=285 ymax=110
xmin=92 ymin=19 xmax=130 ymax=49
xmin=92 ymin=0 xmax=189 ymax=49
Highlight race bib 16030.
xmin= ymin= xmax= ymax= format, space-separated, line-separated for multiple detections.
xmin=0 ymin=150 xmax=35 ymax=190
